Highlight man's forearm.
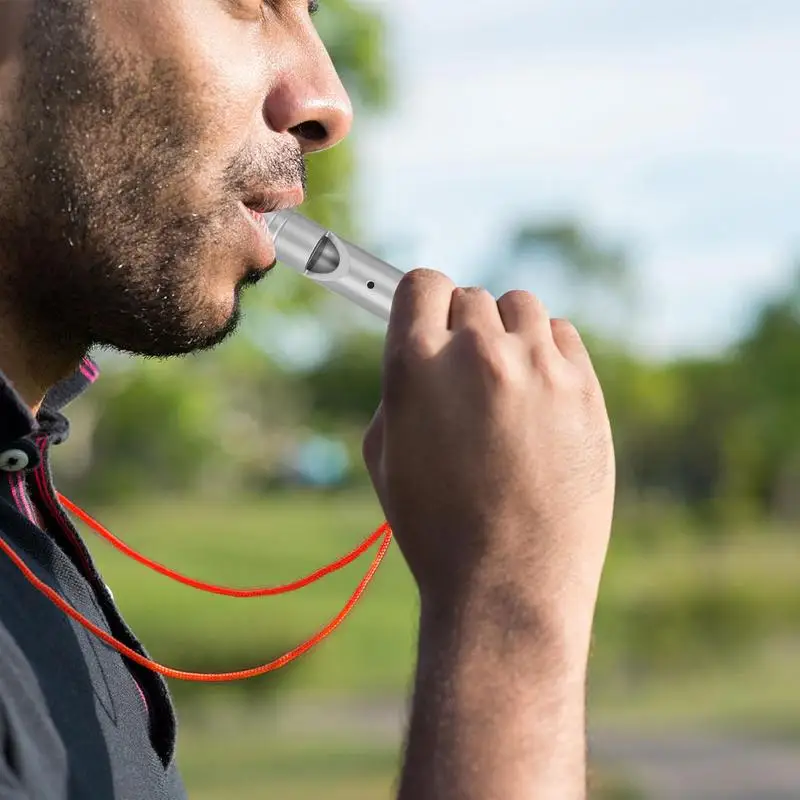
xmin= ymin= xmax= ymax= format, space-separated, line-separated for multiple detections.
xmin=396 ymin=588 xmax=590 ymax=800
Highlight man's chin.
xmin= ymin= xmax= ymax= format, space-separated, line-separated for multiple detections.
xmin=193 ymin=306 xmax=243 ymax=353
xmin=98 ymin=270 xmax=265 ymax=358
xmin=108 ymin=305 xmax=243 ymax=359
xmin=162 ymin=273 xmax=257 ymax=354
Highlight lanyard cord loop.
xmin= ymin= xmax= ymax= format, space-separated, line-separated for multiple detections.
xmin=0 ymin=494 xmax=393 ymax=682
xmin=59 ymin=494 xmax=387 ymax=597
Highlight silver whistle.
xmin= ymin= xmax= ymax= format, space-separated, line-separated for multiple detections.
xmin=266 ymin=210 xmax=405 ymax=322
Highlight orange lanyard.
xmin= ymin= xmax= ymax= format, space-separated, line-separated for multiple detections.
xmin=0 ymin=493 xmax=392 ymax=682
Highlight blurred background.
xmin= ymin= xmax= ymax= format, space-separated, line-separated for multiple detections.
xmin=52 ymin=1 xmax=800 ymax=797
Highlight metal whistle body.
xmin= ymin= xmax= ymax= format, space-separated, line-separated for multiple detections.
xmin=266 ymin=210 xmax=404 ymax=322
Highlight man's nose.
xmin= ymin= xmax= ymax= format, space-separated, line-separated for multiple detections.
xmin=264 ymin=34 xmax=354 ymax=155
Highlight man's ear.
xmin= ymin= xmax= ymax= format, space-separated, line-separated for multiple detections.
xmin=0 ymin=1 xmax=32 ymax=67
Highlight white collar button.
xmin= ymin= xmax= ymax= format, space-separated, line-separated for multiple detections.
xmin=0 ymin=449 xmax=30 ymax=473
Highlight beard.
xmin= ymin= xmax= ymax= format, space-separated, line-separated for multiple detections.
xmin=0 ymin=0 xmax=306 ymax=359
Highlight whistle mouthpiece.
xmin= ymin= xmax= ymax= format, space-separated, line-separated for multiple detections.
xmin=266 ymin=210 xmax=405 ymax=322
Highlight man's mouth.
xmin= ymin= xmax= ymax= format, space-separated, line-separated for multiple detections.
xmin=243 ymin=186 xmax=305 ymax=215
xmin=238 ymin=187 xmax=303 ymax=270
xmin=242 ymin=187 xmax=304 ymax=237
xmin=244 ymin=204 xmax=271 ymax=232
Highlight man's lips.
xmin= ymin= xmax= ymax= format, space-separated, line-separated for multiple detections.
xmin=242 ymin=186 xmax=305 ymax=214
xmin=243 ymin=204 xmax=274 ymax=230
xmin=239 ymin=187 xmax=303 ymax=268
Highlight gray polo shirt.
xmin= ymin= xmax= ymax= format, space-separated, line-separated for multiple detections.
xmin=0 ymin=358 xmax=187 ymax=799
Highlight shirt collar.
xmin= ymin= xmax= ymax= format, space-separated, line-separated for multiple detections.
xmin=0 ymin=355 xmax=100 ymax=446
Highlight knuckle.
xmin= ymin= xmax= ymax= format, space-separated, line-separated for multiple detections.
xmin=551 ymin=318 xmax=592 ymax=361
xmin=403 ymin=267 xmax=453 ymax=291
xmin=456 ymin=327 xmax=515 ymax=383
xmin=405 ymin=329 xmax=441 ymax=360
xmin=456 ymin=285 xmax=493 ymax=301
xmin=535 ymin=353 xmax=565 ymax=389
xmin=385 ymin=329 xmax=438 ymax=366
xmin=500 ymin=288 xmax=541 ymax=307
xmin=536 ymin=346 xmax=581 ymax=390
xmin=456 ymin=325 xmax=493 ymax=356
xmin=500 ymin=289 xmax=549 ymax=317
xmin=550 ymin=317 xmax=579 ymax=337
xmin=558 ymin=365 xmax=604 ymax=413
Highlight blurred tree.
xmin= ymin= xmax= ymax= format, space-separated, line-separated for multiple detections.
xmin=481 ymin=217 xmax=637 ymax=332
xmin=68 ymin=362 xmax=224 ymax=502
xmin=511 ymin=220 xmax=630 ymax=292
xmin=590 ymin=341 xmax=688 ymax=504
xmin=601 ymin=257 xmax=800 ymax=524
xmin=721 ymin=262 xmax=800 ymax=520
xmin=301 ymin=331 xmax=384 ymax=427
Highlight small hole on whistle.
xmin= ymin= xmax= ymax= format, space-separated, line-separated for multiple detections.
xmin=366 ymin=281 xmax=375 ymax=289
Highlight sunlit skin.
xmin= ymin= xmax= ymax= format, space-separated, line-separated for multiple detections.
xmin=0 ymin=0 xmax=352 ymax=410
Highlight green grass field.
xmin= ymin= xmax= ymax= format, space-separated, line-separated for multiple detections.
xmin=177 ymin=715 xmax=400 ymax=800
xmin=66 ymin=488 xmax=800 ymax=797
xmin=174 ymin=707 xmax=645 ymax=800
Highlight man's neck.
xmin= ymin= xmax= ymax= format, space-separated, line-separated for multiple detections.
xmin=0 ymin=312 xmax=83 ymax=415
xmin=0 ymin=345 xmax=48 ymax=416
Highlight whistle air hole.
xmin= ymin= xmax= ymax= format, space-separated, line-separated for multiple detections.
xmin=367 ymin=281 xmax=375 ymax=289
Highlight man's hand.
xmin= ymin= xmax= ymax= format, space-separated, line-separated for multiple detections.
xmin=362 ymin=269 xmax=616 ymax=800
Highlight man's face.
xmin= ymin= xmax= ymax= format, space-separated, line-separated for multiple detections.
xmin=0 ymin=0 xmax=352 ymax=357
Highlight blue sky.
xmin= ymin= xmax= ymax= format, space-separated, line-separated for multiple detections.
xmin=349 ymin=0 xmax=800 ymax=359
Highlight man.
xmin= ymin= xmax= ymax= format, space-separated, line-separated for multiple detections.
xmin=0 ymin=0 xmax=615 ymax=798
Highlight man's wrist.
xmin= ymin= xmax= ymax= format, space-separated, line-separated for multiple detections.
xmin=418 ymin=573 xmax=592 ymax=683
xmin=401 ymin=578 xmax=590 ymax=800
